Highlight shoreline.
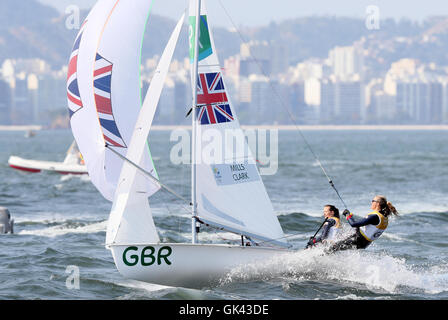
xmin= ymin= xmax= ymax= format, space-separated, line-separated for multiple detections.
xmin=151 ymin=124 xmax=448 ymax=131
xmin=1 ymin=124 xmax=448 ymax=131
xmin=0 ymin=125 xmax=43 ymax=131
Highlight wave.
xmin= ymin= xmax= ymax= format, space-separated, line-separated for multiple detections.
xmin=18 ymin=220 xmax=107 ymax=237
xmin=59 ymin=174 xmax=91 ymax=183
xmin=113 ymin=279 xmax=211 ymax=300
xmin=276 ymin=205 xmax=448 ymax=219
xmin=220 ymin=248 xmax=448 ymax=296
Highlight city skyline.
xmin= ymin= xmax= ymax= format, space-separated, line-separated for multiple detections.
xmin=2 ymin=1 xmax=448 ymax=127
xmin=2 ymin=40 xmax=448 ymax=127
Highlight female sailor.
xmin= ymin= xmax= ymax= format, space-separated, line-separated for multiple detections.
xmin=307 ymin=204 xmax=341 ymax=248
xmin=327 ymin=195 xmax=398 ymax=252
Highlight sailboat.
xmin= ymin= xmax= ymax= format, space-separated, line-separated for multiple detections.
xmin=8 ymin=141 xmax=87 ymax=175
xmin=68 ymin=0 xmax=291 ymax=289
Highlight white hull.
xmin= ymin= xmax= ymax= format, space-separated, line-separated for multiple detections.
xmin=110 ymin=243 xmax=290 ymax=289
xmin=8 ymin=156 xmax=87 ymax=175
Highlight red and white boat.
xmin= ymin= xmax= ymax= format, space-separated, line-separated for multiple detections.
xmin=8 ymin=141 xmax=87 ymax=175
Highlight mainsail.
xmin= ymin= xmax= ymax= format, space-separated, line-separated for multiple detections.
xmin=67 ymin=0 xmax=157 ymax=201
xmin=189 ymin=1 xmax=288 ymax=247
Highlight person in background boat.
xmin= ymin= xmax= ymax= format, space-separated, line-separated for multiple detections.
xmin=327 ymin=195 xmax=398 ymax=252
xmin=306 ymin=205 xmax=341 ymax=248
xmin=78 ymin=152 xmax=85 ymax=165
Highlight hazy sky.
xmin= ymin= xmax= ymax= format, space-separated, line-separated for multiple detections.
xmin=39 ymin=0 xmax=448 ymax=28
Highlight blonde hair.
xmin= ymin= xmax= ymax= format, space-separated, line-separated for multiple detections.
xmin=376 ymin=195 xmax=399 ymax=217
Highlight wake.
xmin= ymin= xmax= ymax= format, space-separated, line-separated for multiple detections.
xmin=220 ymin=246 xmax=448 ymax=295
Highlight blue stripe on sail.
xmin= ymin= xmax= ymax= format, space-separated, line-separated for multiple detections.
xmin=205 ymin=72 xmax=216 ymax=86
xmin=214 ymin=78 xmax=224 ymax=90
xmin=222 ymin=104 xmax=232 ymax=115
xmin=68 ymin=108 xmax=74 ymax=118
xmin=73 ymin=32 xmax=83 ymax=51
xmin=99 ymin=118 xmax=123 ymax=138
xmin=68 ymin=80 xmax=80 ymax=97
xmin=205 ymin=73 xmax=224 ymax=90
xmin=215 ymin=106 xmax=232 ymax=123
xmin=94 ymin=75 xmax=111 ymax=93
xmin=96 ymin=53 xmax=103 ymax=61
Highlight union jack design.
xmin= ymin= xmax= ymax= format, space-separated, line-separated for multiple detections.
xmin=94 ymin=54 xmax=126 ymax=148
xmin=67 ymin=22 xmax=87 ymax=118
xmin=195 ymin=72 xmax=234 ymax=125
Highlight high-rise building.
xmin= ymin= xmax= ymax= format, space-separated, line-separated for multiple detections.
xmin=239 ymin=40 xmax=288 ymax=77
xmin=319 ymin=78 xmax=336 ymax=124
xmin=336 ymin=80 xmax=364 ymax=124
xmin=0 ymin=78 xmax=12 ymax=125
xmin=364 ymin=78 xmax=385 ymax=123
xmin=442 ymin=82 xmax=448 ymax=124
xmin=28 ymin=74 xmax=39 ymax=123
xmin=429 ymin=82 xmax=443 ymax=124
xmin=318 ymin=76 xmax=364 ymax=124
xmin=11 ymin=74 xmax=31 ymax=125
xmin=290 ymin=81 xmax=318 ymax=124
xmin=328 ymin=45 xmax=364 ymax=79
xmin=395 ymin=81 xmax=416 ymax=123
xmin=270 ymin=41 xmax=289 ymax=76
xmin=37 ymin=73 xmax=67 ymax=124
xmin=371 ymin=91 xmax=396 ymax=123
xmin=394 ymin=80 xmax=443 ymax=124
xmin=223 ymin=56 xmax=240 ymax=78
xmin=248 ymin=74 xmax=272 ymax=124
xmin=383 ymin=59 xmax=446 ymax=124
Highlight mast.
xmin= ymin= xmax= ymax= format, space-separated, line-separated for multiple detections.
xmin=191 ymin=0 xmax=201 ymax=244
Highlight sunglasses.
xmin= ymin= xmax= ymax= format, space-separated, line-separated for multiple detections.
xmin=371 ymin=200 xmax=379 ymax=203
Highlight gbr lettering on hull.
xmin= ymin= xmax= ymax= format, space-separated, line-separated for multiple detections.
xmin=122 ymin=246 xmax=172 ymax=266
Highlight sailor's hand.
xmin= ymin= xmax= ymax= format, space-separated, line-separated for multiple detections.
xmin=343 ymin=209 xmax=353 ymax=220
xmin=307 ymin=237 xmax=316 ymax=247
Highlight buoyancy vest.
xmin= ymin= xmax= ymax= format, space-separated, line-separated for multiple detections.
xmin=326 ymin=217 xmax=341 ymax=241
xmin=359 ymin=211 xmax=388 ymax=242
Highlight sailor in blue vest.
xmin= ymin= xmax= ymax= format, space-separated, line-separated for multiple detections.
xmin=307 ymin=204 xmax=341 ymax=248
xmin=327 ymin=195 xmax=398 ymax=253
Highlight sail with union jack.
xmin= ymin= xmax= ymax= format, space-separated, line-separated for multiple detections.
xmin=94 ymin=54 xmax=126 ymax=148
xmin=195 ymin=72 xmax=234 ymax=125
xmin=67 ymin=22 xmax=87 ymax=118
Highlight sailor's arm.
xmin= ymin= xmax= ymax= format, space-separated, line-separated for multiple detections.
xmin=343 ymin=210 xmax=380 ymax=227
xmin=315 ymin=219 xmax=336 ymax=243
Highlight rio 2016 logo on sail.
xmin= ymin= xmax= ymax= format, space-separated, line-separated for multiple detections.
xmin=122 ymin=246 xmax=172 ymax=266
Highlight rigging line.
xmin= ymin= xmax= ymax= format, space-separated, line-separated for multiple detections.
xmin=217 ymin=0 xmax=348 ymax=210
xmin=105 ymin=144 xmax=190 ymax=205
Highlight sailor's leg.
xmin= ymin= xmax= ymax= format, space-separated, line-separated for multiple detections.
xmin=326 ymin=234 xmax=357 ymax=253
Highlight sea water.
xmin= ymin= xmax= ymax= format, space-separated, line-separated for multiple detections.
xmin=0 ymin=129 xmax=447 ymax=300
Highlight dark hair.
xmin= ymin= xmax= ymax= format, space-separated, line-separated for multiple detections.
xmin=325 ymin=204 xmax=340 ymax=218
xmin=375 ymin=195 xmax=399 ymax=217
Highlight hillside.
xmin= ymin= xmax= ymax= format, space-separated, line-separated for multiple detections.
xmin=2 ymin=1 xmax=448 ymax=70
